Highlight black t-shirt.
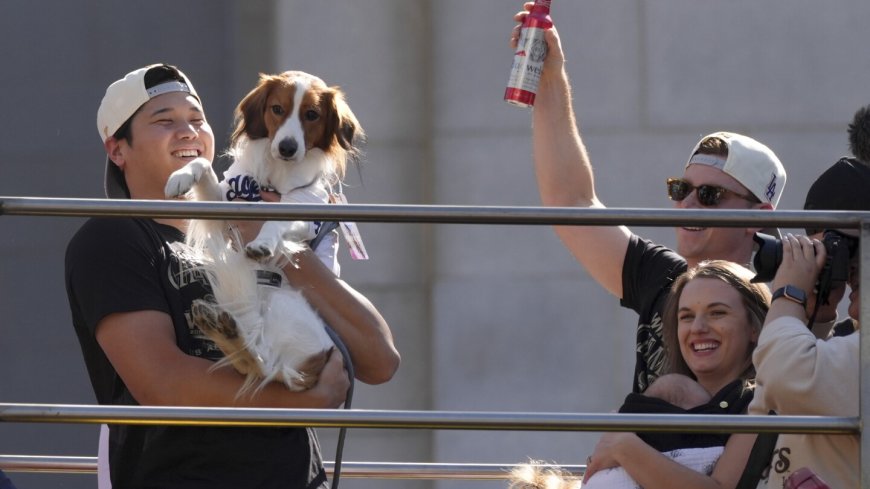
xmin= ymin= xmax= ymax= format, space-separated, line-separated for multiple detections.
xmin=618 ymin=379 xmax=754 ymax=452
xmin=620 ymin=235 xmax=688 ymax=393
xmin=0 ymin=469 xmax=16 ymax=489
xmin=65 ymin=217 xmax=326 ymax=489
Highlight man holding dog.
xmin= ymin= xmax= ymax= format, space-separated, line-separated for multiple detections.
xmin=66 ymin=63 xmax=399 ymax=489
xmin=510 ymin=3 xmax=787 ymax=393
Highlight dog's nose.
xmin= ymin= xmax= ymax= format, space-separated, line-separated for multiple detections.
xmin=278 ymin=138 xmax=298 ymax=159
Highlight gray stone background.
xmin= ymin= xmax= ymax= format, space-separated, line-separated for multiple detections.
xmin=0 ymin=1 xmax=867 ymax=488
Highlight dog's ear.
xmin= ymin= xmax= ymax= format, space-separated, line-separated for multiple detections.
xmin=321 ymin=87 xmax=365 ymax=181
xmin=231 ymin=74 xmax=273 ymax=145
xmin=326 ymin=86 xmax=365 ymax=151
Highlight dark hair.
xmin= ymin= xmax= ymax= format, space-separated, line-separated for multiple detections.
xmin=111 ymin=64 xmax=189 ymax=145
xmin=661 ymin=260 xmax=771 ymax=381
xmin=695 ymin=136 xmax=729 ymax=158
xmin=849 ymin=104 xmax=870 ymax=164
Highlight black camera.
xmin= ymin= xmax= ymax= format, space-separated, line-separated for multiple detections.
xmin=752 ymin=230 xmax=859 ymax=305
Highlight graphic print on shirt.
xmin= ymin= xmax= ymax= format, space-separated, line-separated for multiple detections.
xmin=166 ymin=241 xmax=224 ymax=359
xmin=760 ymin=446 xmax=791 ymax=482
xmin=636 ymin=312 xmax=666 ymax=393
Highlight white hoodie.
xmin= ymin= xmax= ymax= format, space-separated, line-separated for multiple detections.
xmin=749 ymin=316 xmax=858 ymax=488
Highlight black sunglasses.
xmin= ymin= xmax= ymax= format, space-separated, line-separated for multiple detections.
xmin=666 ymin=177 xmax=758 ymax=207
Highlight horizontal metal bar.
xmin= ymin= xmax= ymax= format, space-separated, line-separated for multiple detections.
xmin=0 ymin=404 xmax=856 ymax=434
xmin=330 ymin=461 xmax=584 ymax=480
xmin=0 ymin=456 xmax=584 ymax=480
xmin=0 ymin=455 xmax=96 ymax=474
xmin=0 ymin=196 xmax=867 ymax=228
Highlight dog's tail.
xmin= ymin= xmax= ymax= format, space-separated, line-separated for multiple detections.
xmin=196 ymin=243 xmax=269 ymax=389
xmin=507 ymin=461 xmax=581 ymax=489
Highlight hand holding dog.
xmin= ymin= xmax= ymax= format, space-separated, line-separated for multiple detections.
xmin=307 ymin=348 xmax=350 ymax=408
xmin=230 ymin=188 xmax=281 ymax=245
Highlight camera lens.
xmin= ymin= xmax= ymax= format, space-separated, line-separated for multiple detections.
xmin=751 ymin=232 xmax=782 ymax=283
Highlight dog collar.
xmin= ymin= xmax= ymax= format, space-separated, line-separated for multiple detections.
xmin=255 ymin=270 xmax=282 ymax=288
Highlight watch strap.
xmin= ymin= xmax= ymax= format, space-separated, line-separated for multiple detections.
xmin=772 ymin=285 xmax=807 ymax=306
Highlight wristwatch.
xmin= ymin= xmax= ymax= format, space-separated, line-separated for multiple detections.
xmin=772 ymin=285 xmax=807 ymax=306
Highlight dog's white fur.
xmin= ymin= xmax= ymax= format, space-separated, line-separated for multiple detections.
xmin=164 ymin=71 xmax=363 ymax=393
xmin=507 ymin=462 xmax=581 ymax=489
xmin=191 ymin=235 xmax=334 ymax=394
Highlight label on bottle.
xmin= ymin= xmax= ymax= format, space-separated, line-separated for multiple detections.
xmin=505 ymin=26 xmax=549 ymax=105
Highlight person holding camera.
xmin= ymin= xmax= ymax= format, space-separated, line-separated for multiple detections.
xmin=748 ymin=233 xmax=858 ymax=489
xmin=748 ymin=118 xmax=870 ymax=487
xmin=751 ymin=226 xmax=857 ymax=339
xmin=801 ymin=159 xmax=868 ymax=339
xmin=799 ymin=105 xmax=870 ymax=340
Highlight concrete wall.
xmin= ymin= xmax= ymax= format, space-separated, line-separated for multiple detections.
xmin=0 ymin=1 xmax=868 ymax=488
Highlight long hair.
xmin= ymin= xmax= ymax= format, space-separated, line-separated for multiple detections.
xmin=661 ymin=260 xmax=771 ymax=381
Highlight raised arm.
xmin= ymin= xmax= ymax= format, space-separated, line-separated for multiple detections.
xmin=751 ymin=234 xmax=858 ymax=416
xmin=513 ymin=4 xmax=631 ymax=297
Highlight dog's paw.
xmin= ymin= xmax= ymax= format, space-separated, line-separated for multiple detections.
xmin=245 ymin=238 xmax=278 ymax=260
xmin=191 ymin=300 xmax=261 ymax=378
xmin=164 ymin=158 xmax=211 ymax=198
xmin=191 ymin=300 xmax=239 ymax=339
xmin=165 ymin=170 xmax=198 ymax=198
xmin=284 ymin=220 xmax=318 ymax=243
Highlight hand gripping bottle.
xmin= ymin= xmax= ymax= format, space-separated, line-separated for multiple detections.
xmin=504 ymin=0 xmax=553 ymax=107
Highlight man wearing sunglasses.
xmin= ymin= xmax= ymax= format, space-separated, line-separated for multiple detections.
xmin=509 ymin=13 xmax=786 ymax=393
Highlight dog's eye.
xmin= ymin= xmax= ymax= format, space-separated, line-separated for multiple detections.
xmin=304 ymin=109 xmax=319 ymax=121
xmin=270 ymin=105 xmax=285 ymax=116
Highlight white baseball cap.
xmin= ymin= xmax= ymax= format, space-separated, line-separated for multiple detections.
xmin=97 ymin=64 xmax=199 ymax=198
xmin=685 ymin=131 xmax=787 ymax=208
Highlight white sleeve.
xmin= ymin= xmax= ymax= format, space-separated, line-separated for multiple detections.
xmin=98 ymin=423 xmax=112 ymax=489
xmin=282 ymin=185 xmax=330 ymax=241
xmin=749 ymin=316 xmax=858 ymax=417
xmin=313 ymin=228 xmax=340 ymax=276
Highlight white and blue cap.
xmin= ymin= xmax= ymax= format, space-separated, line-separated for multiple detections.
xmin=97 ymin=63 xmax=199 ymax=198
xmin=685 ymin=131 xmax=787 ymax=208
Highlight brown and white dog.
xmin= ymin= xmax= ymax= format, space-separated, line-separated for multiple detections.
xmin=165 ymin=71 xmax=364 ymax=394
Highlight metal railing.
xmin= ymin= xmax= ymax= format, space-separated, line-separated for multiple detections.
xmin=1 ymin=197 xmax=867 ymax=483
xmin=0 ymin=455 xmax=585 ymax=481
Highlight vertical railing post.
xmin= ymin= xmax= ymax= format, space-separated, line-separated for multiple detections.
xmin=861 ymin=220 xmax=870 ymax=487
